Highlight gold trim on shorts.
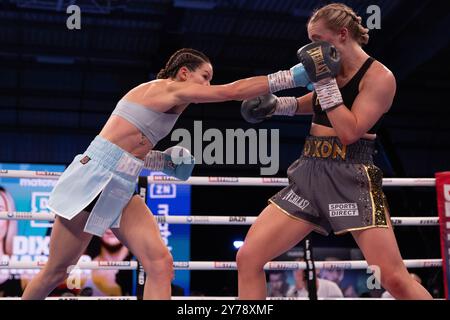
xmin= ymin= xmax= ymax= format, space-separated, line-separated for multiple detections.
xmin=334 ymin=164 xmax=389 ymax=235
xmin=268 ymin=199 xmax=329 ymax=236
xmin=334 ymin=224 xmax=389 ymax=235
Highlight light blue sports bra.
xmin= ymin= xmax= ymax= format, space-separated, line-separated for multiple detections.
xmin=112 ymin=99 xmax=180 ymax=146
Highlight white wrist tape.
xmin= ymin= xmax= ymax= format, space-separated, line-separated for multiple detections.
xmin=143 ymin=151 xmax=166 ymax=170
xmin=314 ymin=78 xmax=343 ymax=111
xmin=273 ymin=97 xmax=298 ymax=116
xmin=268 ymin=70 xmax=295 ymax=93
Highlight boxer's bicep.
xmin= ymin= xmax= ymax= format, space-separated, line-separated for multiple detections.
xmin=352 ymin=71 xmax=396 ymax=136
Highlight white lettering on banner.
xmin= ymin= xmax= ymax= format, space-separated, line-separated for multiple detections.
xmin=149 ymin=172 xmax=177 ymax=199
xmin=150 ymin=184 xmax=177 ymax=199
xmin=31 ymin=192 xmax=50 ymax=213
xmin=157 ymin=204 xmax=172 ymax=251
xmin=281 ymin=190 xmax=310 ymax=210
xmin=13 ymin=236 xmax=50 ymax=255
xmin=30 ymin=192 xmax=54 ymax=228
xmin=20 ymin=179 xmax=58 ymax=187
xmin=329 ymin=203 xmax=359 ymax=217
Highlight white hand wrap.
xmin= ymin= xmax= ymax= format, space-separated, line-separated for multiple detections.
xmin=273 ymin=97 xmax=298 ymax=116
xmin=314 ymin=78 xmax=343 ymax=111
xmin=143 ymin=150 xmax=167 ymax=171
xmin=267 ymin=70 xmax=295 ymax=93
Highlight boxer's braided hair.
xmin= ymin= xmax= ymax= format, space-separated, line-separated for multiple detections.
xmin=308 ymin=3 xmax=369 ymax=46
xmin=157 ymin=48 xmax=210 ymax=79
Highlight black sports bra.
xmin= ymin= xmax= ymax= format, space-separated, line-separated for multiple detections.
xmin=312 ymin=57 xmax=383 ymax=134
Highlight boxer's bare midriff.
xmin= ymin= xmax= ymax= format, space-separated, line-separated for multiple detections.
xmin=310 ymin=122 xmax=376 ymax=141
xmin=98 ymin=82 xmax=188 ymax=160
xmin=99 ymin=115 xmax=153 ymax=160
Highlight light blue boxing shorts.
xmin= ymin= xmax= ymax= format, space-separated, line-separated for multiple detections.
xmin=47 ymin=135 xmax=144 ymax=236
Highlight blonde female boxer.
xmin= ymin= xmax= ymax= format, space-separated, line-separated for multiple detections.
xmin=22 ymin=48 xmax=314 ymax=299
xmin=237 ymin=3 xmax=433 ymax=300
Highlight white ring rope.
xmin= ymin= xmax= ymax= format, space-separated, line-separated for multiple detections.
xmin=0 ymin=211 xmax=56 ymax=221
xmin=0 ymin=296 xmax=138 ymax=300
xmin=0 ymin=211 xmax=440 ymax=226
xmin=171 ymin=296 xmax=394 ymax=300
xmin=2 ymin=296 xmax=445 ymax=300
xmin=0 ymin=170 xmax=436 ymax=187
xmin=152 ymin=216 xmax=440 ymax=226
xmin=0 ymin=170 xmax=442 ymax=301
xmin=0 ymin=259 xmax=441 ymax=270
xmin=0 ymin=296 xmax=396 ymax=300
xmin=0 ymin=261 xmax=138 ymax=270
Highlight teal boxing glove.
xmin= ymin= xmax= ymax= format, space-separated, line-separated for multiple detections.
xmin=290 ymin=63 xmax=311 ymax=88
xmin=144 ymin=146 xmax=195 ymax=181
xmin=268 ymin=62 xmax=314 ymax=93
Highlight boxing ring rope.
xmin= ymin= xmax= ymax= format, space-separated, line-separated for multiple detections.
xmin=0 ymin=259 xmax=442 ymax=271
xmin=0 ymin=170 xmax=440 ymax=228
xmin=0 ymin=169 xmax=443 ymax=300
xmin=1 ymin=296 xmax=404 ymax=300
xmin=0 ymin=170 xmax=436 ymax=187
xmin=0 ymin=211 xmax=440 ymax=226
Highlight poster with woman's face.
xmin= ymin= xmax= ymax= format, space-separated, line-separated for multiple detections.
xmin=0 ymin=164 xmax=192 ymax=297
xmin=0 ymin=163 xmax=65 ymax=296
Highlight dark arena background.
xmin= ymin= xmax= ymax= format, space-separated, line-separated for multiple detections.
xmin=0 ymin=0 xmax=449 ymax=301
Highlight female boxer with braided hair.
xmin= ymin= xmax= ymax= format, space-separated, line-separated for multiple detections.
xmin=237 ymin=3 xmax=433 ymax=299
xmin=22 ymin=48 xmax=314 ymax=300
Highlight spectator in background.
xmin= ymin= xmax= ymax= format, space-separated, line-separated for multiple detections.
xmin=0 ymin=186 xmax=17 ymax=256
xmin=319 ymin=257 xmax=345 ymax=286
xmin=81 ymin=229 xmax=132 ymax=296
xmin=287 ymin=258 xmax=343 ymax=298
xmin=267 ymin=271 xmax=290 ymax=297
xmin=319 ymin=257 xmax=361 ymax=297
xmin=0 ymin=186 xmax=21 ymax=296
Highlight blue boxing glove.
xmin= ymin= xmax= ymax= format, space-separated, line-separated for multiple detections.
xmin=290 ymin=63 xmax=311 ymax=88
xmin=144 ymin=146 xmax=195 ymax=181
xmin=268 ymin=62 xmax=314 ymax=93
